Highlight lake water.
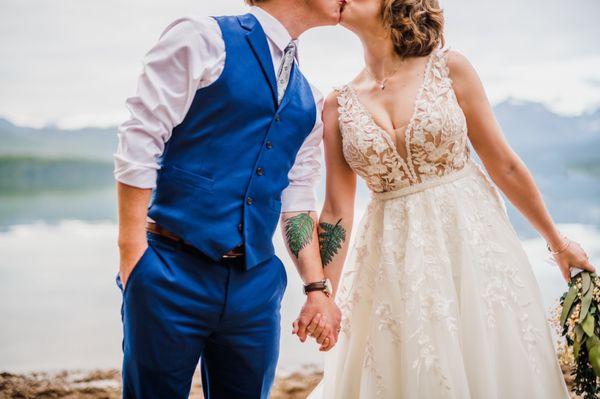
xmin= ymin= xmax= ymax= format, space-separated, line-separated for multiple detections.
xmin=1 ymin=188 xmax=599 ymax=374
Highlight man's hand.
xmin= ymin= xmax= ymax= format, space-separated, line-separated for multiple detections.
xmin=117 ymin=182 xmax=153 ymax=289
xmin=292 ymin=291 xmax=341 ymax=351
xmin=118 ymin=240 xmax=148 ymax=289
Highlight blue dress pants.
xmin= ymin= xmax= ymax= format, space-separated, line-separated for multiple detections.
xmin=115 ymin=231 xmax=288 ymax=398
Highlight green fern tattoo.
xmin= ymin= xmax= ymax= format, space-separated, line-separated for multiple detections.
xmin=285 ymin=212 xmax=314 ymax=258
xmin=319 ymin=219 xmax=346 ymax=267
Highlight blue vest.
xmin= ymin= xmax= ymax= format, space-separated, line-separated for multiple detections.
xmin=147 ymin=14 xmax=317 ymax=270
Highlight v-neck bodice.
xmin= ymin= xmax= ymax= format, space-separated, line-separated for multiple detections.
xmin=335 ymin=47 xmax=471 ymax=193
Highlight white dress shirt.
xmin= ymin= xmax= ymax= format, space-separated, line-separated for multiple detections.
xmin=113 ymin=6 xmax=323 ymax=212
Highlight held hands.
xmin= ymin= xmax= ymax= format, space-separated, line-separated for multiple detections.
xmin=292 ymin=291 xmax=342 ymax=351
xmin=549 ymin=236 xmax=595 ymax=282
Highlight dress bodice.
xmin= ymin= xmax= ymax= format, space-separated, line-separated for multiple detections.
xmin=336 ymin=48 xmax=471 ymax=193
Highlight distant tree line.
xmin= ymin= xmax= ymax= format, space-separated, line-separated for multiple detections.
xmin=0 ymin=155 xmax=114 ymax=194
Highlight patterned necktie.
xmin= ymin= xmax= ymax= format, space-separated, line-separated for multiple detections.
xmin=276 ymin=41 xmax=297 ymax=105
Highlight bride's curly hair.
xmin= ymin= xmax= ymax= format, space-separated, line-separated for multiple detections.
xmin=382 ymin=0 xmax=445 ymax=58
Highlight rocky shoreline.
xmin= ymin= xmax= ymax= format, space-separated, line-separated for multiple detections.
xmin=0 ymin=364 xmax=580 ymax=399
xmin=0 ymin=367 xmax=324 ymax=399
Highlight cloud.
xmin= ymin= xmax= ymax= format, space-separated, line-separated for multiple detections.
xmin=0 ymin=0 xmax=598 ymax=127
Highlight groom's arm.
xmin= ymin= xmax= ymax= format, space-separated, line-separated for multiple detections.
xmin=279 ymin=88 xmax=341 ymax=351
xmin=114 ymin=17 xmax=226 ymax=285
xmin=279 ymin=88 xmax=324 ymax=287
xmin=281 ymin=210 xmax=341 ymax=351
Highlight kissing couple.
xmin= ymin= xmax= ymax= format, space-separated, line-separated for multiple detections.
xmin=113 ymin=0 xmax=595 ymax=398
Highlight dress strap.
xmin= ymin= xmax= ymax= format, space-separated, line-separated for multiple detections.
xmin=333 ymin=84 xmax=353 ymax=116
xmin=429 ymin=46 xmax=453 ymax=85
xmin=333 ymin=84 xmax=351 ymax=96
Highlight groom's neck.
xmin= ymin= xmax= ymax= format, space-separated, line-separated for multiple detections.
xmin=255 ymin=1 xmax=315 ymax=39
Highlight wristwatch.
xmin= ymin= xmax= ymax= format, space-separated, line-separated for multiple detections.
xmin=303 ymin=278 xmax=333 ymax=297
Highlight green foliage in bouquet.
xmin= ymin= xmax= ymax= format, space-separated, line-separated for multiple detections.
xmin=560 ymin=271 xmax=600 ymax=397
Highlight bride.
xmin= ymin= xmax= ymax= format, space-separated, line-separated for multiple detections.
xmin=306 ymin=0 xmax=595 ymax=397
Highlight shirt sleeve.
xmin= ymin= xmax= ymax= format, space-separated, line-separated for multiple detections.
xmin=113 ymin=16 xmax=225 ymax=188
xmin=280 ymin=85 xmax=324 ymax=212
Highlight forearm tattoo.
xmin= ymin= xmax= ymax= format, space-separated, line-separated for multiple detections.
xmin=318 ymin=218 xmax=346 ymax=267
xmin=284 ymin=212 xmax=315 ymax=258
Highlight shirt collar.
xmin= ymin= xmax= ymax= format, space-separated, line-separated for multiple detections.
xmin=249 ymin=6 xmax=300 ymax=63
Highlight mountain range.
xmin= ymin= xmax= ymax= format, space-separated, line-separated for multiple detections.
xmin=0 ymin=99 xmax=598 ymax=234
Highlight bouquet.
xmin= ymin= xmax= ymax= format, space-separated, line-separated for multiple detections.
xmin=559 ymin=269 xmax=600 ymax=397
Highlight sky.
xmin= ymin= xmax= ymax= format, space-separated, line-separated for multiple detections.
xmin=0 ymin=0 xmax=599 ymax=128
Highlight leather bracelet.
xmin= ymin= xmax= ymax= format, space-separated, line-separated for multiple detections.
xmin=547 ymin=237 xmax=570 ymax=255
xmin=304 ymin=281 xmax=326 ymax=293
xmin=303 ymin=279 xmax=332 ymax=297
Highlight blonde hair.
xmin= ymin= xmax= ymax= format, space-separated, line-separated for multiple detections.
xmin=382 ymin=0 xmax=445 ymax=58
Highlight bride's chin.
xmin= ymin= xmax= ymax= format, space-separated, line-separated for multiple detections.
xmin=338 ymin=9 xmax=351 ymax=26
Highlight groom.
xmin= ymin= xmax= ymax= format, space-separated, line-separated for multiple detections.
xmin=113 ymin=0 xmax=342 ymax=398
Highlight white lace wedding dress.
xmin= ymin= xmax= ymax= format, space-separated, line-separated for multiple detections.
xmin=307 ymin=48 xmax=569 ymax=398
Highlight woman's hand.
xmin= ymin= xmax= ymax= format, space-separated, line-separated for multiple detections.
xmin=551 ymin=237 xmax=595 ymax=282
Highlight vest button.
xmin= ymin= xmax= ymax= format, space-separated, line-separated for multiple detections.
xmin=266 ymin=141 xmax=273 ymax=149
xmin=256 ymin=167 xmax=264 ymax=176
xmin=238 ymin=223 xmax=243 ymax=232
xmin=274 ymin=115 xmax=281 ymax=122
xmin=246 ymin=197 xmax=253 ymax=205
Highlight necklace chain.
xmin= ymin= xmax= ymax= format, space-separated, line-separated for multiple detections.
xmin=365 ymin=63 xmax=403 ymax=90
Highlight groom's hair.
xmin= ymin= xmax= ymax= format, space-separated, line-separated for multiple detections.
xmin=245 ymin=0 xmax=267 ymax=4
xmin=382 ymin=0 xmax=445 ymax=58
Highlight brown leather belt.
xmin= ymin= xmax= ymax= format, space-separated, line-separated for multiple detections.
xmin=146 ymin=222 xmax=245 ymax=259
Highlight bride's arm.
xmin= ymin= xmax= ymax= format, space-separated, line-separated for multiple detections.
xmin=319 ymin=91 xmax=357 ymax=298
xmin=446 ymin=50 xmax=595 ymax=281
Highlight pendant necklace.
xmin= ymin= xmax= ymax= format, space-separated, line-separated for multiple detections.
xmin=365 ymin=63 xmax=403 ymax=91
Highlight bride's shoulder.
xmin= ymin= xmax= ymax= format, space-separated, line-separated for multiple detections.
xmin=323 ymin=89 xmax=344 ymax=116
xmin=436 ymin=47 xmax=480 ymax=87
xmin=437 ymin=47 xmax=484 ymax=100
xmin=323 ymin=80 xmax=356 ymax=120
xmin=438 ymin=46 xmax=472 ymax=75
xmin=322 ymin=90 xmax=344 ymax=127
xmin=327 ymin=81 xmax=355 ymax=106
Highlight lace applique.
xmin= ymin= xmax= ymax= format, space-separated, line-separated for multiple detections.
xmin=335 ymin=48 xmax=471 ymax=193
xmin=336 ymin=87 xmax=409 ymax=192
xmin=336 ymin=202 xmax=380 ymax=339
xmin=411 ymin=334 xmax=452 ymax=393
xmin=460 ymin=171 xmax=542 ymax=374
xmin=400 ymin=199 xmax=457 ymax=393
xmin=521 ymin=313 xmax=543 ymax=375
xmin=375 ymin=302 xmax=402 ymax=345
xmin=363 ymin=341 xmax=385 ymax=398
xmin=410 ymin=49 xmax=471 ymax=183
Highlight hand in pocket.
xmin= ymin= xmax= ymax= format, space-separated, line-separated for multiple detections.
xmin=119 ymin=241 xmax=149 ymax=290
